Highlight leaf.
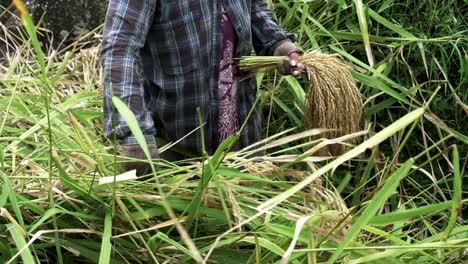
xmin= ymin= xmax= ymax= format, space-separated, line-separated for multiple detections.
xmin=2 ymin=176 xmax=24 ymax=226
xmin=7 ymin=224 xmax=36 ymax=264
xmin=282 ymin=215 xmax=314 ymax=264
xmin=28 ymin=208 xmax=100 ymax=234
xmin=240 ymin=236 xmax=285 ymax=257
xmin=149 ymin=232 xmax=195 ymax=259
xmin=369 ymin=202 xmax=453 ymax=226
xmin=99 ymin=211 xmax=113 ymax=264
xmin=443 ymin=145 xmax=462 ymax=240
xmin=12 ymin=0 xmax=45 ymax=75
xmin=111 ymin=97 xmax=151 ymax=159
xmin=284 ymin=76 xmax=306 ymax=108
xmin=328 ymin=159 xmax=414 ymax=263
xmin=353 ymin=0 xmax=374 ymax=66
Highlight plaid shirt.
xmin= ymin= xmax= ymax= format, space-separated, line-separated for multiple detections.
xmin=102 ymin=0 xmax=296 ymax=154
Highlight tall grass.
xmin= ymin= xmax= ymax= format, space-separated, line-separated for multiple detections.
xmin=1 ymin=1 xmax=467 ymax=263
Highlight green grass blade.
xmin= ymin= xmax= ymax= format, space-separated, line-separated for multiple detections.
xmin=2 ymin=176 xmax=24 ymax=226
xmin=150 ymin=232 xmax=194 ymax=259
xmin=369 ymin=201 xmax=453 ymax=226
xmin=352 ymin=147 xmax=377 ymax=205
xmin=240 ymin=236 xmax=285 ymax=257
xmin=367 ymin=8 xmax=418 ymax=39
xmin=186 ymin=135 xmax=238 ymax=228
xmin=284 ymin=76 xmax=306 ymax=108
xmin=27 ymin=208 xmax=65 ymax=234
xmin=111 ymin=97 xmax=150 ymax=159
xmin=352 ymin=71 xmax=410 ymax=104
xmin=99 ymin=211 xmax=113 ymax=264
xmin=353 ymin=0 xmax=374 ymax=66
xmin=12 ymin=0 xmax=45 ymax=75
xmin=328 ymin=159 xmax=414 ymax=263
xmin=0 ymin=179 xmax=8 ymax=207
xmin=7 ymin=224 xmax=36 ymax=264
xmin=443 ymin=145 xmax=462 ymax=240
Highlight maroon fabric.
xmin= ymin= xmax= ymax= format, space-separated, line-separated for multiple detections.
xmin=217 ymin=9 xmax=240 ymax=143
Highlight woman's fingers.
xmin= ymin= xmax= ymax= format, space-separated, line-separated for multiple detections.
xmin=277 ymin=53 xmax=304 ymax=77
xmin=289 ymin=52 xmax=304 ymax=77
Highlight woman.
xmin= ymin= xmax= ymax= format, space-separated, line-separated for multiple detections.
xmin=101 ymin=0 xmax=304 ymax=175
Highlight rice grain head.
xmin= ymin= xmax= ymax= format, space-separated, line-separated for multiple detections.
xmin=239 ymin=51 xmax=363 ymax=155
xmin=300 ymin=52 xmax=362 ymax=155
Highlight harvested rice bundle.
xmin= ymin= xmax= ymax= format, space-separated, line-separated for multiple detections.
xmin=240 ymin=51 xmax=363 ymax=155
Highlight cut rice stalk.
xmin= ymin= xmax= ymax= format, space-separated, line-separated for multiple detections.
xmin=240 ymin=51 xmax=363 ymax=155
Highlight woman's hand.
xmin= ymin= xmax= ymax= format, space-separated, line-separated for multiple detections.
xmin=273 ymin=41 xmax=305 ymax=77
xmin=119 ymin=143 xmax=159 ymax=177
xmin=278 ymin=52 xmax=305 ymax=77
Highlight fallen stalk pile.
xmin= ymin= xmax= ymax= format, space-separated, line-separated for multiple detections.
xmin=240 ymin=51 xmax=363 ymax=154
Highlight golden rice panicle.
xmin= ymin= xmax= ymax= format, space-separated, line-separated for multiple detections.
xmin=238 ymin=51 xmax=363 ymax=155
xmin=302 ymin=52 xmax=363 ymax=155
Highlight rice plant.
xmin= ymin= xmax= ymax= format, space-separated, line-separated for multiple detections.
xmin=241 ymin=51 xmax=363 ymax=155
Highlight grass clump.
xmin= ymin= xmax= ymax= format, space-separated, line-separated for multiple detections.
xmin=1 ymin=0 xmax=468 ymax=263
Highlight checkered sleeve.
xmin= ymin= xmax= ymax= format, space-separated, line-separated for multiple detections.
xmin=250 ymin=0 xmax=298 ymax=56
xmin=101 ymin=0 xmax=156 ymax=145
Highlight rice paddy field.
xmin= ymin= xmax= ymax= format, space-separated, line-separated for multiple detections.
xmin=0 ymin=0 xmax=467 ymax=263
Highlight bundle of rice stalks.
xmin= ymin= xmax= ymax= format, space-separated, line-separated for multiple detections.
xmin=240 ymin=51 xmax=363 ymax=155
